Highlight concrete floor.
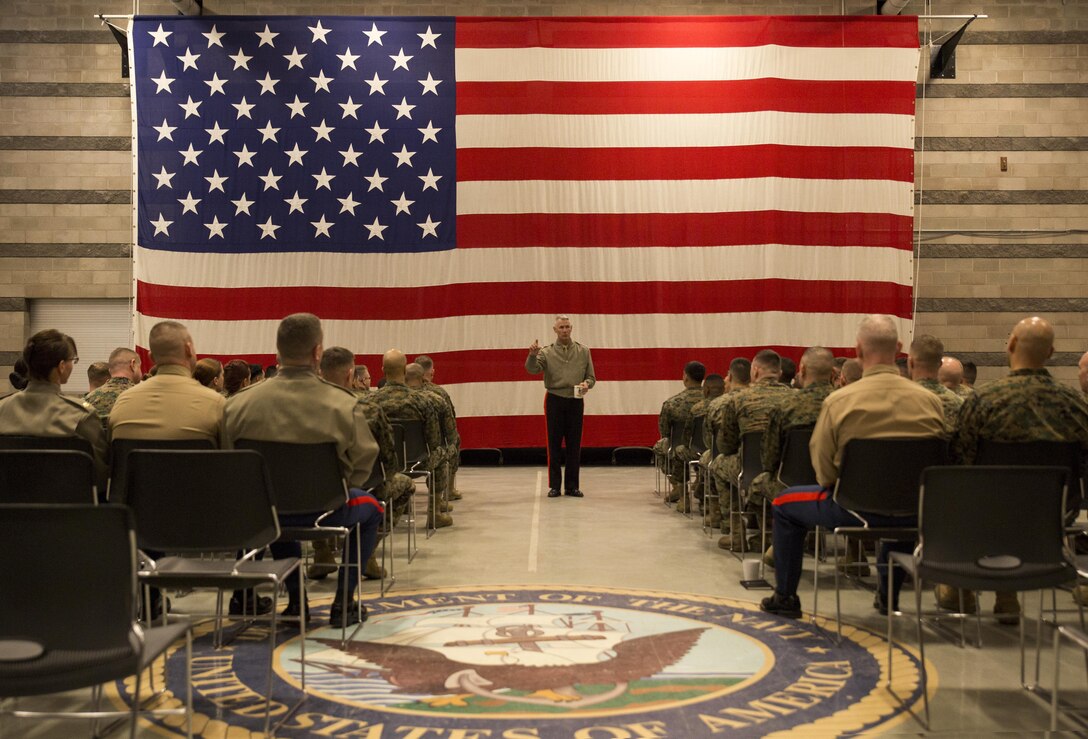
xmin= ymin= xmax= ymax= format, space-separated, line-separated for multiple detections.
xmin=5 ymin=464 xmax=1088 ymax=736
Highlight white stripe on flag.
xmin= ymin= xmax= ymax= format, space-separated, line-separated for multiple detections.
xmin=134 ymin=245 xmax=912 ymax=289
xmin=455 ymin=46 xmax=921 ymax=83
xmin=457 ymin=178 xmax=914 ymax=216
xmin=136 ymin=312 xmax=914 ymax=356
xmin=455 ymin=112 xmax=915 ymax=150
xmin=447 ymin=379 xmax=695 ymax=417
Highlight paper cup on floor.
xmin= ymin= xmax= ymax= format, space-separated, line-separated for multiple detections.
xmin=742 ymin=559 xmax=761 ymax=581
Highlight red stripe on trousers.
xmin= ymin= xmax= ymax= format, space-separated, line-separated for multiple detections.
xmin=348 ymin=495 xmax=385 ymax=515
xmin=772 ymin=489 xmax=831 ymax=507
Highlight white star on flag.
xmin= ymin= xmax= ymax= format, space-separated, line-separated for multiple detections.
xmin=257 ymin=121 xmax=280 ymax=142
xmin=229 ymin=48 xmax=252 ymax=70
xmin=337 ymin=192 xmax=360 ymax=215
xmin=205 ymin=121 xmax=228 ymax=144
xmin=393 ymin=145 xmax=416 ymax=168
xmin=148 ymin=23 xmax=172 ymax=47
xmin=152 ymin=166 xmax=175 ymax=189
xmin=231 ymin=193 xmax=254 ymax=215
xmin=202 ymin=25 xmax=225 ymax=48
xmin=177 ymin=47 xmax=201 ymax=71
xmin=284 ymin=47 xmax=307 ymax=69
xmin=391 ymin=192 xmax=414 ymax=215
xmin=179 ymin=143 xmax=203 ymax=166
xmin=312 ymin=167 xmax=335 ymax=190
xmin=418 ymin=215 xmax=441 ymax=238
xmin=392 ymin=97 xmax=415 ymax=120
xmin=311 ymin=119 xmax=335 ymax=142
xmin=178 ymin=96 xmax=202 ymax=118
xmin=153 ymin=119 xmax=176 ymax=141
xmin=259 ymin=168 xmax=282 ymax=191
xmin=418 ymin=26 xmax=441 ymax=49
xmin=339 ymin=144 xmax=362 ymax=166
xmin=285 ymin=143 xmax=308 ymax=165
xmin=286 ymin=95 xmax=309 ymax=118
xmin=311 ymin=215 xmax=333 ymax=237
xmin=365 ymin=73 xmax=387 ymax=96
xmin=311 ymin=70 xmax=334 ymax=93
xmin=258 ymin=216 xmax=280 ymax=239
xmin=308 ymin=21 xmax=331 ymax=44
xmin=284 ymin=191 xmax=308 ymax=214
xmin=256 ymin=25 xmax=279 ymax=48
xmin=363 ymin=23 xmax=386 ymax=46
xmin=204 ymin=170 xmax=228 ymax=192
xmin=234 ymin=144 xmax=257 ymax=167
xmin=152 ymin=71 xmax=174 ymax=93
xmin=338 ymin=97 xmax=361 ymax=119
xmin=177 ymin=191 xmax=201 ymax=214
xmin=337 ymin=48 xmax=360 ymax=70
xmin=419 ymin=168 xmax=441 ymax=191
xmin=419 ymin=73 xmax=441 ymax=95
xmin=205 ymin=215 xmax=228 ymax=238
xmin=364 ymin=217 xmax=387 ymax=240
xmin=150 ymin=213 xmax=172 ymax=236
xmin=365 ymin=121 xmax=388 ymax=143
xmin=365 ymin=169 xmax=387 ymax=192
xmin=257 ymin=72 xmax=280 ymax=95
xmin=205 ymin=73 xmax=227 ymax=95
xmin=389 ymin=48 xmax=413 ymax=71
xmin=232 ymin=96 xmax=255 ymax=119
xmin=418 ymin=121 xmax=441 ymax=143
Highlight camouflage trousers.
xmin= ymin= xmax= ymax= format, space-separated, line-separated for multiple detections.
xmin=748 ymin=471 xmax=786 ymax=506
xmin=708 ymin=453 xmax=739 ymax=517
xmin=377 ymin=472 xmax=415 ymax=523
xmin=653 ymin=437 xmax=696 ymax=485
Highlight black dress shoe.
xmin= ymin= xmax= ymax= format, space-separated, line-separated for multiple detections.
xmin=565 ymin=489 xmax=584 ymax=498
xmin=329 ymin=599 xmax=368 ymax=627
xmin=547 ymin=488 xmax=561 ymax=498
xmin=280 ymin=601 xmax=310 ymax=626
xmin=759 ymin=592 xmax=802 ymax=619
xmin=229 ymin=595 xmax=274 ymax=616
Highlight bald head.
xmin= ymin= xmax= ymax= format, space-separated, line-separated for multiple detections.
xmin=1078 ymin=351 xmax=1088 ymax=395
xmin=798 ymin=346 xmax=834 ymax=386
xmin=939 ymin=356 xmax=964 ymax=390
xmin=855 ymin=315 xmax=901 ymax=368
xmin=383 ymin=349 xmax=407 ymax=382
xmin=406 ymin=362 xmax=425 ymax=387
xmin=1008 ymin=316 xmax=1055 ymax=370
xmin=148 ymin=320 xmax=196 ymax=371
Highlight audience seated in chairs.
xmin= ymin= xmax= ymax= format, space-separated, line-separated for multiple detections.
xmin=761 ymin=315 xmax=947 ymax=619
xmin=223 ymin=313 xmax=384 ymax=627
xmin=653 ymin=360 xmax=706 ymax=505
xmin=192 ymin=357 xmax=224 ymax=392
xmin=0 ymin=329 xmax=107 ymax=489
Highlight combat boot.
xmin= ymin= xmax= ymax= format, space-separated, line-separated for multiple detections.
xmin=936 ymin=584 xmax=977 ymax=614
xmin=718 ymin=527 xmax=746 ymax=552
xmin=429 ymin=510 xmax=453 ymax=528
xmin=993 ymin=591 xmax=1020 ymax=625
xmin=364 ymin=554 xmax=386 ymax=580
xmin=835 ymin=538 xmax=871 ymax=578
xmin=307 ymin=538 xmax=338 ymax=580
xmin=666 ymin=482 xmax=683 ymax=503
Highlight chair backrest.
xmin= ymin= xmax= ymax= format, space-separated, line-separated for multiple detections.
xmin=390 ymin=418 xmax=427 ymax=470
xmin=233 ymin=439 xmax=347 ymax=516
xmin=126 ymin=449 xmax=279 ymax=553
xmin=739 ymin=431 xmax=764 ymax=492
xmin=389 ymin=423 xmax=407 ymax=473
xmin=0 ymin=504 xmax=135 ymax=655
xmin=0 ymin=450 xmax=96 ymax=504
xmin=689 ymin=415 xmax=708 ymax=455
xmin=976 ymin=439 xmax=1084 ymax=514
xmin=668 ymin=419 xmax=688 ymax=448
xmin=0 ymin=435 xmax=93 ymax=455
xmin=778 ymin=426 xmax=817 ymax=488
xmin=108 ymin=437 xmax=215 ymax=504
xmin=833 ymin=436 xmax=949 ymax=516
xmin=918 ymin=466 xmax=1070 ymax=581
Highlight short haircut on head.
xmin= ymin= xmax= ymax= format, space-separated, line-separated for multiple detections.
xmin=909 ymin=334 xmax=944 ymax=372
xmin=800 ymin=346 xmax=834 ymax=379
xmin=752 ymin=349 xmax=781 ymax=374
xmin=148 ymin=320 xmax=189 ymax=364
xmin=320 ymin=346 xmax=355 ymax=377
xmin=354 ymin=364 xmax=370 ymax=379
xmin=684 ymin=360 xmax=706 ymax=383
xmin=704 ymin=373 xmax=725 ymax=392
xmin=728 ymin=357 xmax=751 ymax=384
xmin=276 ymin=313 xmax=322 ymax=362
xmin=554 ymin=314 xmax=570 ymax=324
xmin=222 ymin=359 xmax=250 ymax=395
xmin=405 ymin=362 xmax=424 ymax=382
xmin=841 ymin=358 xmax=863 ymax=384
xmin=962 ymin=360 xmax=977 ymax=383
xmin=107 ymin=347 xmax=138 ymax=370
xmin=856 ymin=314 xmax=899 ymax=355
xmin=834 ymin=356 xmax=848 ymax=368
xmin=86 ymin=361 xmax=110 ymax=384
xmin=264 ymin=364 xmax=278 ymax=379
xmin=779 ymin=356 xmax=797 ymax=383
xmin=415 ymin=355 xmax=434 ymax=371
xmin=23 ymin=329 xmax=76 ymax=381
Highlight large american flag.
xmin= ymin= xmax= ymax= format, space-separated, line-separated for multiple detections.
xmin=130 ymin=15 xmax=919 ymax=449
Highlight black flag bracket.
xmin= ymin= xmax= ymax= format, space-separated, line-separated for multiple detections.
xmin=98 ymin=16 xmax=129 ymax=79
xmin=930 ymin=16 xmax=978 ymax=80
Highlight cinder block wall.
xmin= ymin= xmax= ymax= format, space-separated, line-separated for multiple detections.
xmin=1 ymin=0 xmax=1086 ymax=390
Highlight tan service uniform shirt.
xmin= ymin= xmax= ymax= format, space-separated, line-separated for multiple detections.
xmin=223 ymin=365 xmax=379 ymax=489
xmin=525 ymin=341 xmax=596 ymax=398
xmin=109 ymin=364 xmax=225 ymax=446
xmin=810 ymin=364 xmax=946 ymax=488
xmin=0 ymin=378 xmax=108 ymax=488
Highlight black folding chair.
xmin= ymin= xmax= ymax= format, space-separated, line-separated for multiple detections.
xmin=0 ymin=435 xmax=98 ymax=500
xmin=234 ymin=439 xmax=372 ymax=635
xmin=662 ymin=418 xmax=689 ymax=507
xmin=108 ymin=437 xmax=215 ymax=504
xmin=887 ymin=466 xmax=1075 ymax=730
xmin=976 ymin=439 xmax=1084 ymax=521
xmin=388 ymin=423 xmax=418 ymax=562
xmin=0 ymin=504 xmax=192 ymax=738
xmin=0 ymin=449 xmax=95 ymax=504
xmin=814 ymin=436 xmax=949 ymax=641
xmin=750 ymin=426 xmax=817 ymax=578
xmin=702 ymin=434 xmax=721 ymax=536
xmin=724 ymin=431 xmax=764 ymax=560
xmin=125 ymin=449 xmax=303 ymax=737
xmin=683 ymin=415 xmax=708 ymax=520
xmin=390 ymin=418 xmax=437 ymax=538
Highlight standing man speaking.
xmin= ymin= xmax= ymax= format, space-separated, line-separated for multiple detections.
xmin=526 ymin=314 xmax=596 ymax=499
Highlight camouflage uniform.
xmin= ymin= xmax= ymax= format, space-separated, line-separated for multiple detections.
xmin=952 ymin=368 xmax=1088 ymax=465
xmin=653 ymin=386 xmax=703 ymax=484
xmin=83 ymin=376 xmax=134 ymax=428
xmin=375 ymin=381 xmax=446 ymax=519
xmin=356 ymin=392 xmax=414 ymax=512
xmin=953 ymin=384 xmax=976 ymax=399
xmin=699 ymin=390 xmax=737 ymax=518
xmin=750 ymin=380 xmax=834 ymax=503
xmin=916 ymin=378 xmax=964 ymax=431
xmin=711 ymin=379 xmax=792 ymax=518
xmin=421 ymin=383 xmax=459 ymax=498
xmin=423 ymin=380 xmax=460 ymax=492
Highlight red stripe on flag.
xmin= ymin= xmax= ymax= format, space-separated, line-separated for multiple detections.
xmin=456 ymin=212 xmax=914 ymax=249
xmin=137 ymin=279 xmax=912 ymax=322
xmin=456 ymin=16 xmax=919 ymax=49
xmin=456 ymin=80 xmax=916 ymax=116
xmin=186 ymin=347 xmax=858 ymax=386
xmin=457 ymin=414 xmax=659 ymax=449
xmin=457 ymin=145 xmax=914 ymax=182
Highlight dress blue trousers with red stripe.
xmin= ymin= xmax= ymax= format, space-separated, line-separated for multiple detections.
xmin=272 ymin=488 xmax=384 ymax=604
xmin=772 ymin=485 xmax=916 ymax=607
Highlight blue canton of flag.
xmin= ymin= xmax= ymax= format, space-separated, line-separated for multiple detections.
xmin=132 ymin=16 xmax=456 ymax=253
